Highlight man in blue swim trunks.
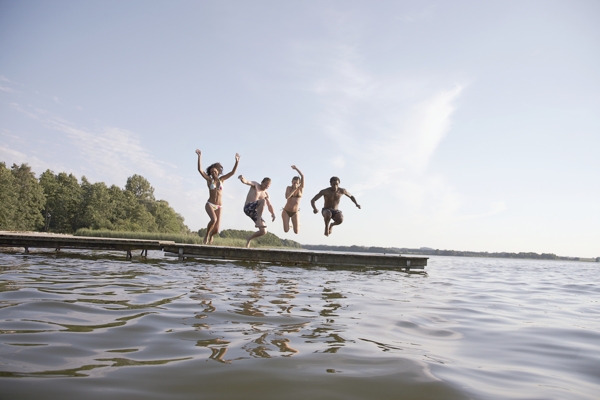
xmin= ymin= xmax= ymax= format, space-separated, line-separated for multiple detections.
xmin=311 ymin=176 xmax=361 ymax=237
xmin=239 ymin=175 xmax=276 ymax=248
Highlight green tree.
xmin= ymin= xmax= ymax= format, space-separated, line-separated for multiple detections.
xmin=125 ymin=174 xmax=155 ymax=209
xmin=109 ymin=185 xmax=157 ymax=232
xmin=79 ymin=177 xmax=114 ymax=230
xmin=151 ymin=200 xmax=187 ymax=233
xmin=39 ymin=170 xmax=83 ymax=233
xmin=9 ymin=163 xmax=46 ymax=230
xmin=0 ymin=162 xmax=18 ymax=229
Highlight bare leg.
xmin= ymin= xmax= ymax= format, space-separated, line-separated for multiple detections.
xmin=246 ymin=227 xmax=267 ymax=248
xmin=328 ymin=212 xmax=344 ymax=236
xmin=291 ymin=211 xmax=300 ymax=234
xmin=322 ymin=209 xmax=332 ymax=237
xmin=208 ymin=208 xmax=222 ymax=244
xmin=204 ymin=203 xmax=218 ymax=244
xmin=282 ymin=209 xmax=290 ymax=233
xmin=255 ymin=199 xmax=266 ymax=228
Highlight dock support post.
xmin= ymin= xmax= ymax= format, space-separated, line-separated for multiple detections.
xmin=126 ymin=250 xmax=132 ymax=260
xmin=24 ymin=247 xmax=29 ymax=254
xmin=178 ymin=248 xmax=184 ymax=261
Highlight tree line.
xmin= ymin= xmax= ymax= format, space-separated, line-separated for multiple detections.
xmin=303 ymin=244 xmax=598 ymax=262
xmin=0 ymin=162 xmax=188 ymax=234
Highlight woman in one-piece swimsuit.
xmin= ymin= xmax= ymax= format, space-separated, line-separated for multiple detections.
xmin=196 ymin=149 xmax=240 ymax=244
xmin=282 ymin=165 xmax=304 ymax=234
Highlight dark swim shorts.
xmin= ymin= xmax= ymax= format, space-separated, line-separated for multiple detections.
xmin=244 ymin=201 xmax=266 ymax=225
xmin=322 ymin=208 xmax=342 ymax=217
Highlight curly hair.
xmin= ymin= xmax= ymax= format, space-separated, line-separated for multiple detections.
xmin=206 ymin=163 xmax=223 ymax=176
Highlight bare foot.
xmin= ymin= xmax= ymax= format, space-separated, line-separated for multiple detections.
xmin=324 ymin=226 xmax=329 ymax=237
xmin=328 ymin=223 xmax=334 ymax=235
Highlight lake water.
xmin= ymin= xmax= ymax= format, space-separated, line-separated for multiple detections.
xmin=0 ymin=250 xmax=598 ymax=399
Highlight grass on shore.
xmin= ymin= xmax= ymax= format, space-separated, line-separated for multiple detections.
xmin=74 ymin=229 xmax=272 ymax=248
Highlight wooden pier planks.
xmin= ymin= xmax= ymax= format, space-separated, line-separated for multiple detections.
xmin=163 ymin=244 xmax=426 ymax=269
xmin=0 ymin=232 xmax=427 ymax=269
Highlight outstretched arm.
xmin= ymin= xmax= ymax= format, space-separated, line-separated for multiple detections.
xmin=196 ymin=149 xmax=209 ymax=180
xmin=344 ymin=190 xmax=361 ymax=209
xmin=221 ymin=153 xmax=240 ymax=181
xmin=238 ymin=175 xmax=257 ymax=187
xmin=311 ymin=191 xmax=324 ymax=213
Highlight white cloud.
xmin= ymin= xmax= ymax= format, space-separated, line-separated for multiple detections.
xmin=10 ymin=104 xmax=169 ymax=185
xmin=0 ymin=144 xmax=67 ymax=174
xmin=0 ymin=86 xmax=17 ymax=93
xmin=304 ymin=38 xmax=507 ymax=233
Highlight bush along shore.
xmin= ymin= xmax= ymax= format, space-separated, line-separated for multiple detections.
xmin=75 ymin=228 xmax=302 ymax=249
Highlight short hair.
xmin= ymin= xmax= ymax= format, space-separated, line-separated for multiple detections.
xmin=207 ymin=163 xmax=223 ymax=176
xmin=330 ymin=176 xmax=340 ymax=184
xmin=292 ymin=176 xmax=300 ymax=182
xmin=262 ymin=177 xmax=271 ymax=184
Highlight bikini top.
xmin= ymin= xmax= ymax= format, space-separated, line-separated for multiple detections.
xmin=210 ymin=179 xmax=223 ymax=191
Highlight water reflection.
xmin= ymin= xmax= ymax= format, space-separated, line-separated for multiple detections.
xmin=1 ymin=252 xmax=599 ymax=400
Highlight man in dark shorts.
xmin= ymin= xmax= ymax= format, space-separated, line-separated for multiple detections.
xmin=311 ymin=176 xmax=361 ymax=237
xmin=239 ymin=175 xmax=275 ymax=247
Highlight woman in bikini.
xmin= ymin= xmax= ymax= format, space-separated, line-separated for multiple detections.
xmin=282 ymin=165 xmax=304 ymax=234
xmin=196 ymin=149 xmax=240 ymax=244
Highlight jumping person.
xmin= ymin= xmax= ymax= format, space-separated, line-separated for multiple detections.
xmin=282 ymin=165 xmax=304 ymax=234
xmin=196 ymin=149 xmax=240 ymax=244
xmin=239 ymin=175 xmax=275 ymax=248
xmin=311 ymin=176 xmax=361 ymax=237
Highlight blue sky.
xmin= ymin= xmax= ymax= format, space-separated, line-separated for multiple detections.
xmin=1 ymin=1 xmax=598 ymax=257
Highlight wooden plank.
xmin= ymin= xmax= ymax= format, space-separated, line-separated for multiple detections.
xmin=0 ymin=232 xmax=170 ymax=251
xmin=162 ymin=243 xmax=426 ymax=269
xmin=0 ymin=232 xmax=427 ymax=269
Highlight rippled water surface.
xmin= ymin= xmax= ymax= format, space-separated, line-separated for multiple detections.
xmin=0 ymin=250 xmax=598 ymax=399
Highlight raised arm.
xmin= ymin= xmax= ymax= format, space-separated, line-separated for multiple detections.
xmin=196 ymin=149 xmax=210 ymax=180
xmin=238 ymin=175 xmax=256 ymax=187
xmin=221 ymin=153 xmax=240 ymax=181
xmin=311 ymin=190 xmax=324 ymax=213
xmin=292 ymin=165 xmax=305 ymax=190
xmin=344 ymin=189 xmax=361 ymax=209
xmin=292 ymin=165 xmax=304 ymax=190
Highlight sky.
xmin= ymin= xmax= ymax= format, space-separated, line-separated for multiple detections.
xmin=1 ymin=0 xmax=599 ymax=258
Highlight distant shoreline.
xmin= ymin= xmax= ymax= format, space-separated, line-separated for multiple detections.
xmin=302 ymin=244 xmax=599 ymax=263
xmin=1 ymin=230 xmax=597 ymax=262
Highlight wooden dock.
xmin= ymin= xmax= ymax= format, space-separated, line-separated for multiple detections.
xmin=0 ymin=232 xmax=427 ymax=270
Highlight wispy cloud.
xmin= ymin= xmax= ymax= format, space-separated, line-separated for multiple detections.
xmin=306 ymin=37 xmax=505 ymax=229
xmin=0 ymin=86 xmax=17 ymax=93
xmin=311 ymin=42 xmax=463 ymax=192
xmin=10 ymin=104 xmax=168 ymax=185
